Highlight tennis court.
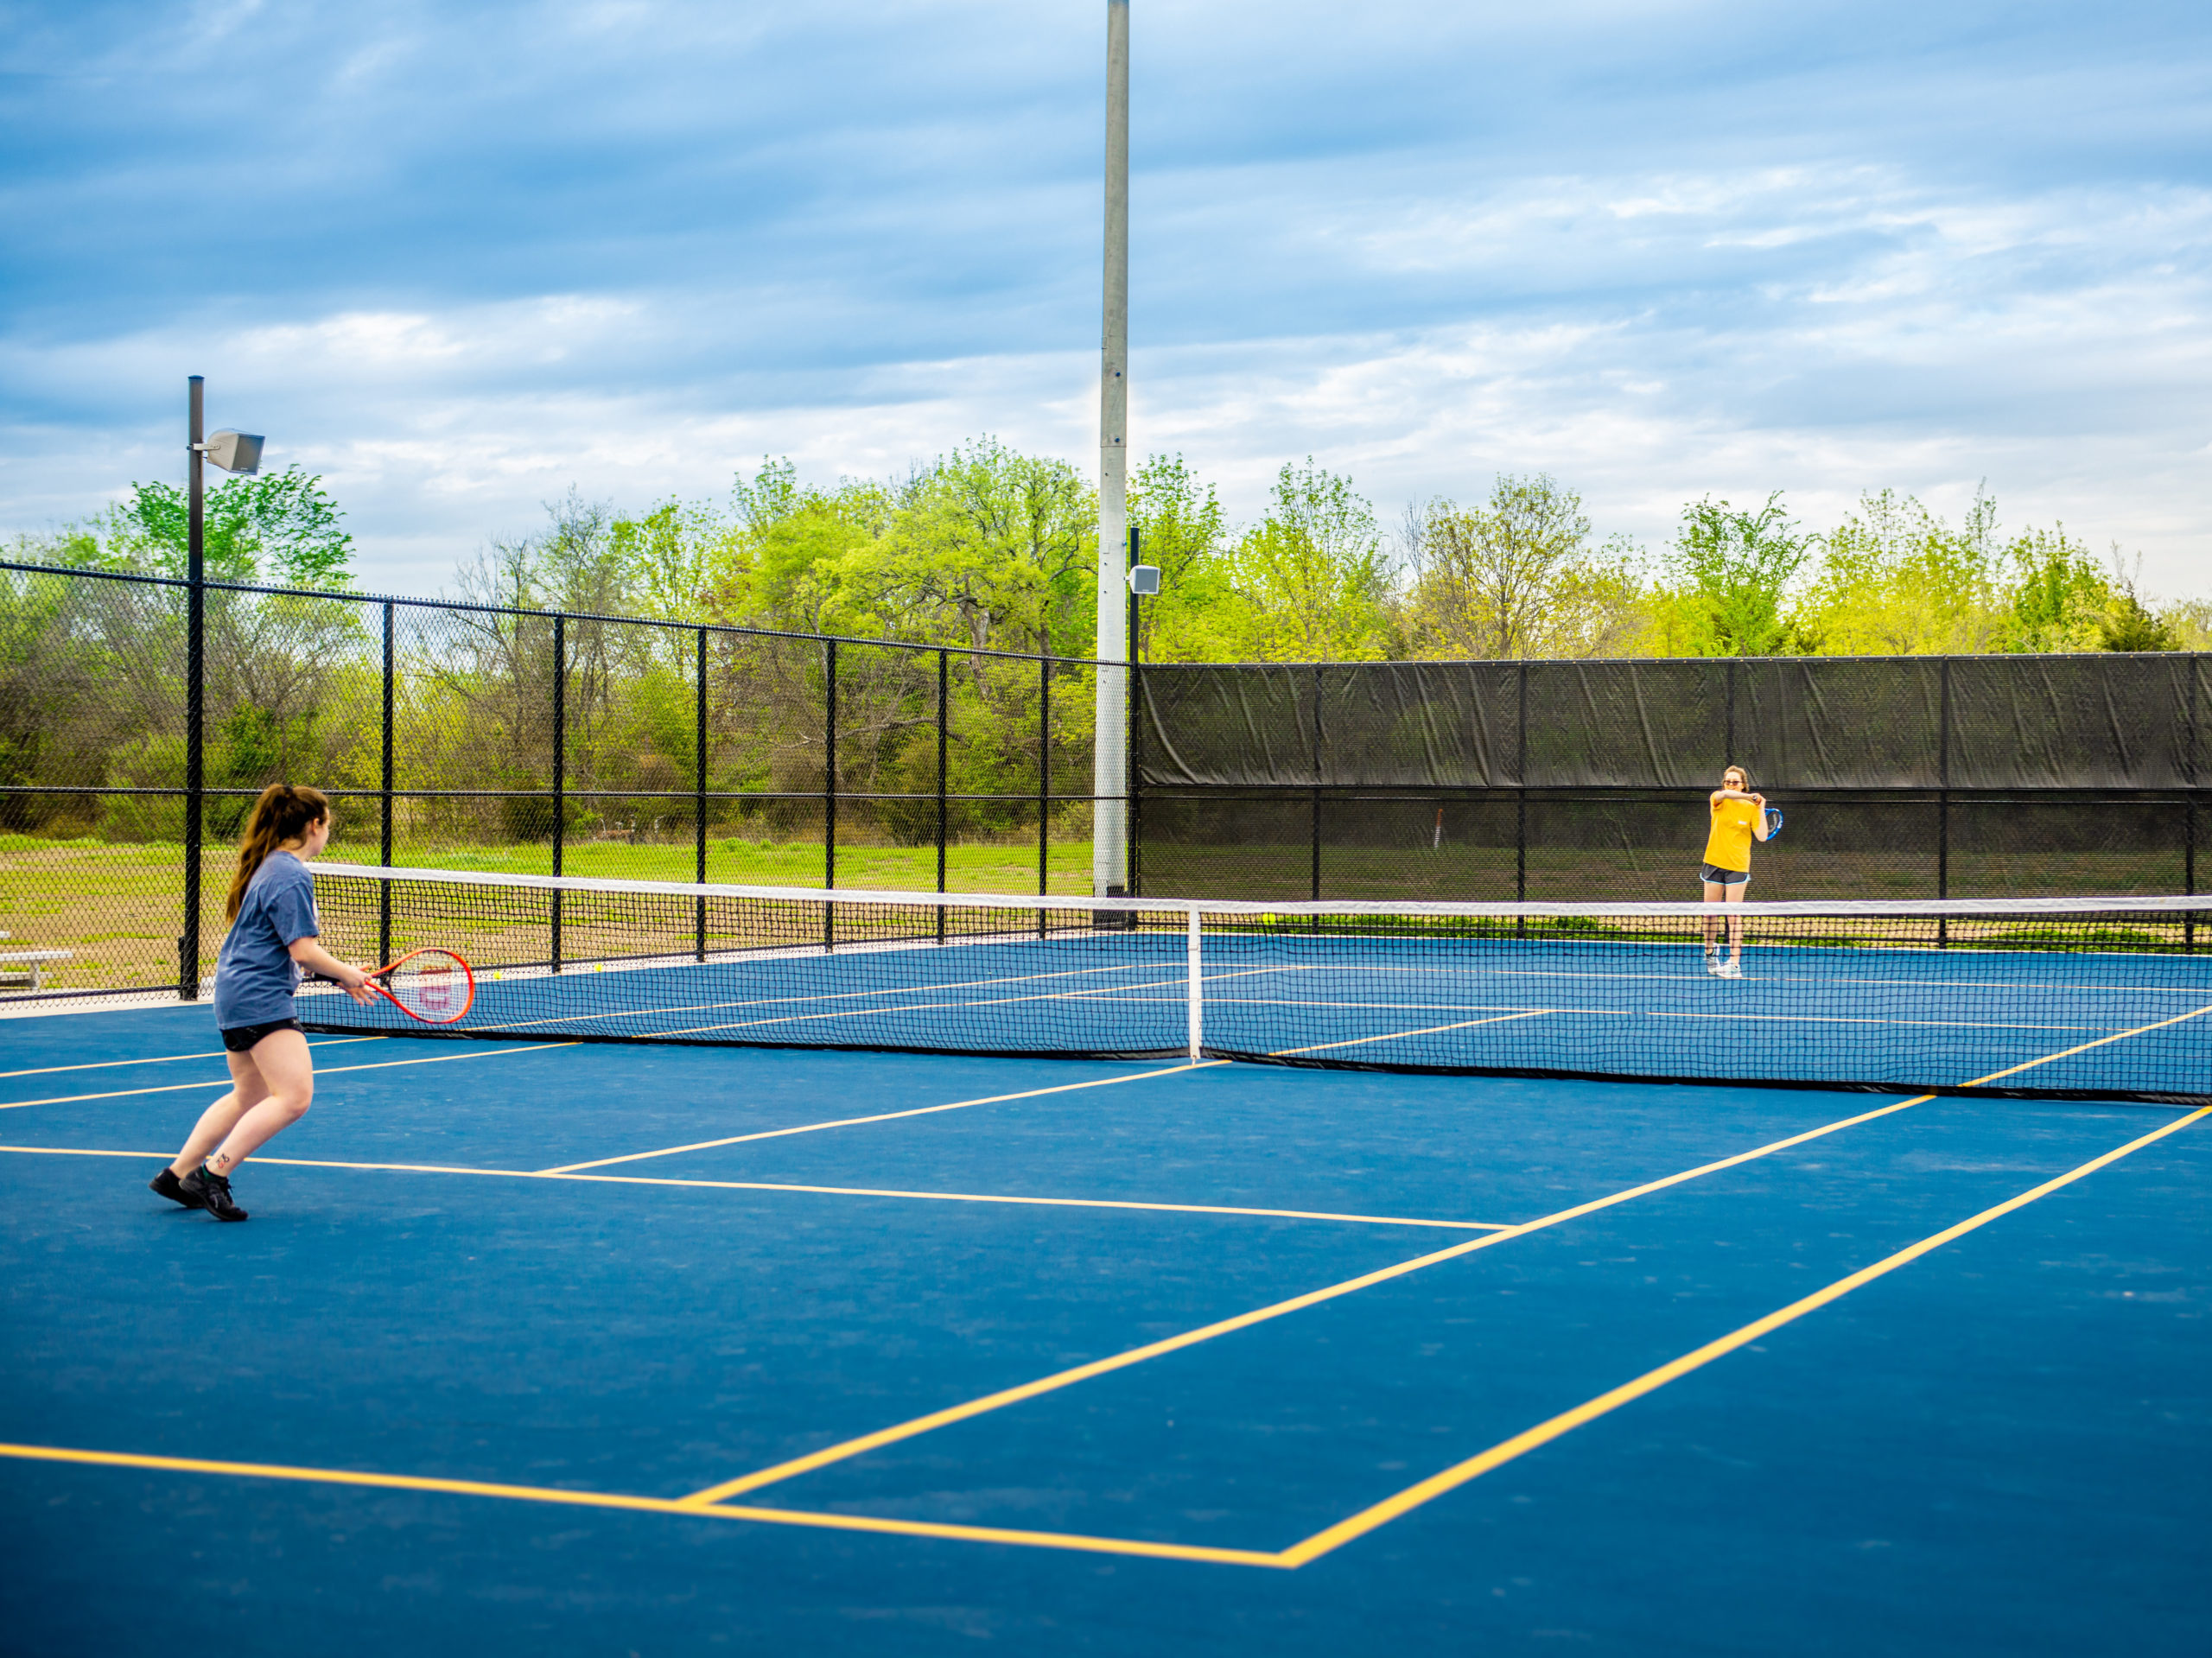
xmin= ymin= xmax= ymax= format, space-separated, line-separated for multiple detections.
xmin=2 ymin=880 xmax=2208 ymax=1655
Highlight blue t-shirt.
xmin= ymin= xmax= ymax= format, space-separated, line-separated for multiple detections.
xmin=212 ymin=851 xmax=321 ymax=1029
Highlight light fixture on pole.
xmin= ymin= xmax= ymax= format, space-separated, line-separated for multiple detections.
xmin=179 ymin=376 xmax=268 ymax=1001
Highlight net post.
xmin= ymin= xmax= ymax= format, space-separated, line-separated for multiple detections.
xmin=823 ymin=637 xmax=836 ymax=951
xmin=695 ymin=625 xmax=709 ymax=962
xmin=550 ymin=613 xmax=565 ymax=973
xmin=937 ymin=649 xmax=949 ymax=944
xmin=1186 ymin=905 xmax=1202 ymax=1061
xmin=379 ymin=600 xmax=396 ymax=970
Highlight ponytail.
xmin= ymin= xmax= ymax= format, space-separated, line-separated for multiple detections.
xmin=226 ymin=784 xmax=332 ymax=920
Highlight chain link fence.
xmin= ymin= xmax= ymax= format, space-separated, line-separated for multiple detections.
xmin=10 ymin=563 xmax=2203 ymax=1001
xmin=0 ymin=562 xmax=1111 ymax=999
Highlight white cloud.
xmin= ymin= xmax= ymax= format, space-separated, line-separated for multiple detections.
xmin=3 ymin=1 xmax=2209 ymax=606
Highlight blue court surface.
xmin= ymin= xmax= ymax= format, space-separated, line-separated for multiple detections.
xmin=2 ymin=1000 xmax=2208 ymax=1655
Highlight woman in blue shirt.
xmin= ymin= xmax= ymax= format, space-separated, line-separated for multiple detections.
xmin=153 ymin=784 xmax=372 ymax=1222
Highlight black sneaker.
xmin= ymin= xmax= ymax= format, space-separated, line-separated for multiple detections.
xmin=179 ymin=1166 xmax=248 ymax=1222
xmin=149 ymin=1167 xmax=205 ymax=1210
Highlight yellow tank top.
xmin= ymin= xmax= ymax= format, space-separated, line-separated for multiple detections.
xmin=1703 ymin=797 xmax=1758 ymax=873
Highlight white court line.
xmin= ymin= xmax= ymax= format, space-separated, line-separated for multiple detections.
xmin=0 ymin=1042 xmax=575 ymax=1112
xmin=0 ymin=1036 xmax=386 ymax=1082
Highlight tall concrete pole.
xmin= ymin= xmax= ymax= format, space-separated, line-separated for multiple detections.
xmin=1091 ymin=0 xmax=1130 ymax=898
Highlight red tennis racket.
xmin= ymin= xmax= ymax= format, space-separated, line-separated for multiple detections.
xmin=363 ymin=947 xmax=475 ymax=1024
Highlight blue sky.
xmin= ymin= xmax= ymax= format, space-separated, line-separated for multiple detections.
xmin=3 ymin=0 xmax=2209 ymax=598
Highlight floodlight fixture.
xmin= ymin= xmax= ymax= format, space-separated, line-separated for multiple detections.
xmin=1127 ymin=563 xmax=1160 ymax=595
xmin=200 ymin=429 xmax=264 ymax=474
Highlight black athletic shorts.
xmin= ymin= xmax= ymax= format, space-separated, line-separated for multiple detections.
xmin=1699 ymin=863 xmax=1750 ymax=887
xmin=220 ymin=1017 xmax=303 ymax=1053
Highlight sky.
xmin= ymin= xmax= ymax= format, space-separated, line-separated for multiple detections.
xmin=3 ymin=0 xmax=2209 ymax=600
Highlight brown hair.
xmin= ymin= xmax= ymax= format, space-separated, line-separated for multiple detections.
xmin=226 ymin=784 xmax=331 ymax=920
xmin=1722 ymin=765 xmax=1748 ymax=790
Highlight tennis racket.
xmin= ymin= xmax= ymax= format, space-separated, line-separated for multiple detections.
xmin=362 ymin=947 xmax=475 ymax=1024
xmin=1764 ymin=807 xmax=1784 ymax=841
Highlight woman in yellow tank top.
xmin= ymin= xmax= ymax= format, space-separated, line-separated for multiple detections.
xmin=1701 ymin=765 xmax=1770 ymax=978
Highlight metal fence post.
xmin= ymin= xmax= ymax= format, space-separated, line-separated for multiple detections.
xmin=1725 ymin=658 xmax=1737 ymax=765
xmin=1516 ymin=661 xmax=1529 ymax=918
xmin=823 ymin=637 xmax=836 ymax=950
xmin=1128 ymin=608 xmax=1142 ymax=899
xmin=379 ymin=600 xmax=395 ymax=969
xmin=551 ymin=613 xmax=565 ymax=972
xmin=180 ymin=376 xmax=206 ymax=1001
xmin=1937 ymin=656 xmax=1952 ymax=946
xmin=937 ymin=649 xmax=949 ymax=943
xmin=695 ymin=625 xmax=709 ymax=961
xmin=1038 ymin=653 xmax=1050 ymax=936
xmin=2188 ymin=653 xmax=2202 ymax=950
xmin=1310 ymin=664 xmax=1323 ymax=916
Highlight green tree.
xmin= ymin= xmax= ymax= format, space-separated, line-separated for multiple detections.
xmin=1796 ymin=490 xmax=2007 ymax=654
xmin=1665 ymin=492 xmax=1812 ymax=656
xmin=2094 ymin=554 xmax=2180 ymax=651
xmin=1405 ymin=473 xmax=1647 ymax=659
xmin=1128 ymin=453 xmax=1232 ymax=661
xmin=102 ymin=466 xmax=355 ymax=587
xmin=1222 ymin=460 xmax=1397 ymax=661
xmin=1999 ymin=526 xmax=2110 ymax=651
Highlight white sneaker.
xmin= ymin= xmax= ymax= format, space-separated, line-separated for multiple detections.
xmin=1704 ymin=950 xmax=1720 ymax=975
xmin=1714 ymin=959 xmax=1742 ymax=980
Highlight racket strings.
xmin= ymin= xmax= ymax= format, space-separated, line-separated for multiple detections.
xmin=386 ymin=950 xmax=470 ymax=1020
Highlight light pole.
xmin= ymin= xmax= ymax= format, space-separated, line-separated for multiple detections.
xmin=1090 ymin=0 xmax=1130 ymax=899
xmin=178 ymin=375 xmax=265 ymax=999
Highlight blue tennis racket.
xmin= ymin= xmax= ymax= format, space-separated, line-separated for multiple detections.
xmin=1764 ymin=807 xmax=1783 ymax=841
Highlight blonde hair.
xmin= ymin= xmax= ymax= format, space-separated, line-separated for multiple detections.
xmin=1722 ymin=765 xmax=1748 ymax=790
xmin=226 ymin=784 xmax=331 ymax=920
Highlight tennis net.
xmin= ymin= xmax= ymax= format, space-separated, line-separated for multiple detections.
xmin=300 ymin=863 xmax=2212 ymax=1104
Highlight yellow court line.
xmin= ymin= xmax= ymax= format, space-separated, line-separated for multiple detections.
xmin=535 ymin=1060 xmax=1226 ymax=1174
xmin=0 ymin=1144 xmax=1508 ymax=1232
xmin=0 ymin=1443 xmax=1282 ymax=1568
xmin=1272 ymin=1011 xmax=1552 ymax=1057
xmin=0 ymin=1036 xmax=388 ymax=1080
xmin=1278 ymin=1102 xmax=2212 ymax=1566
xmin=676 ymin=1091 xmax=1936 ymax=1506
xmin=0 ymin=1042 xmax=579 ymax=1112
